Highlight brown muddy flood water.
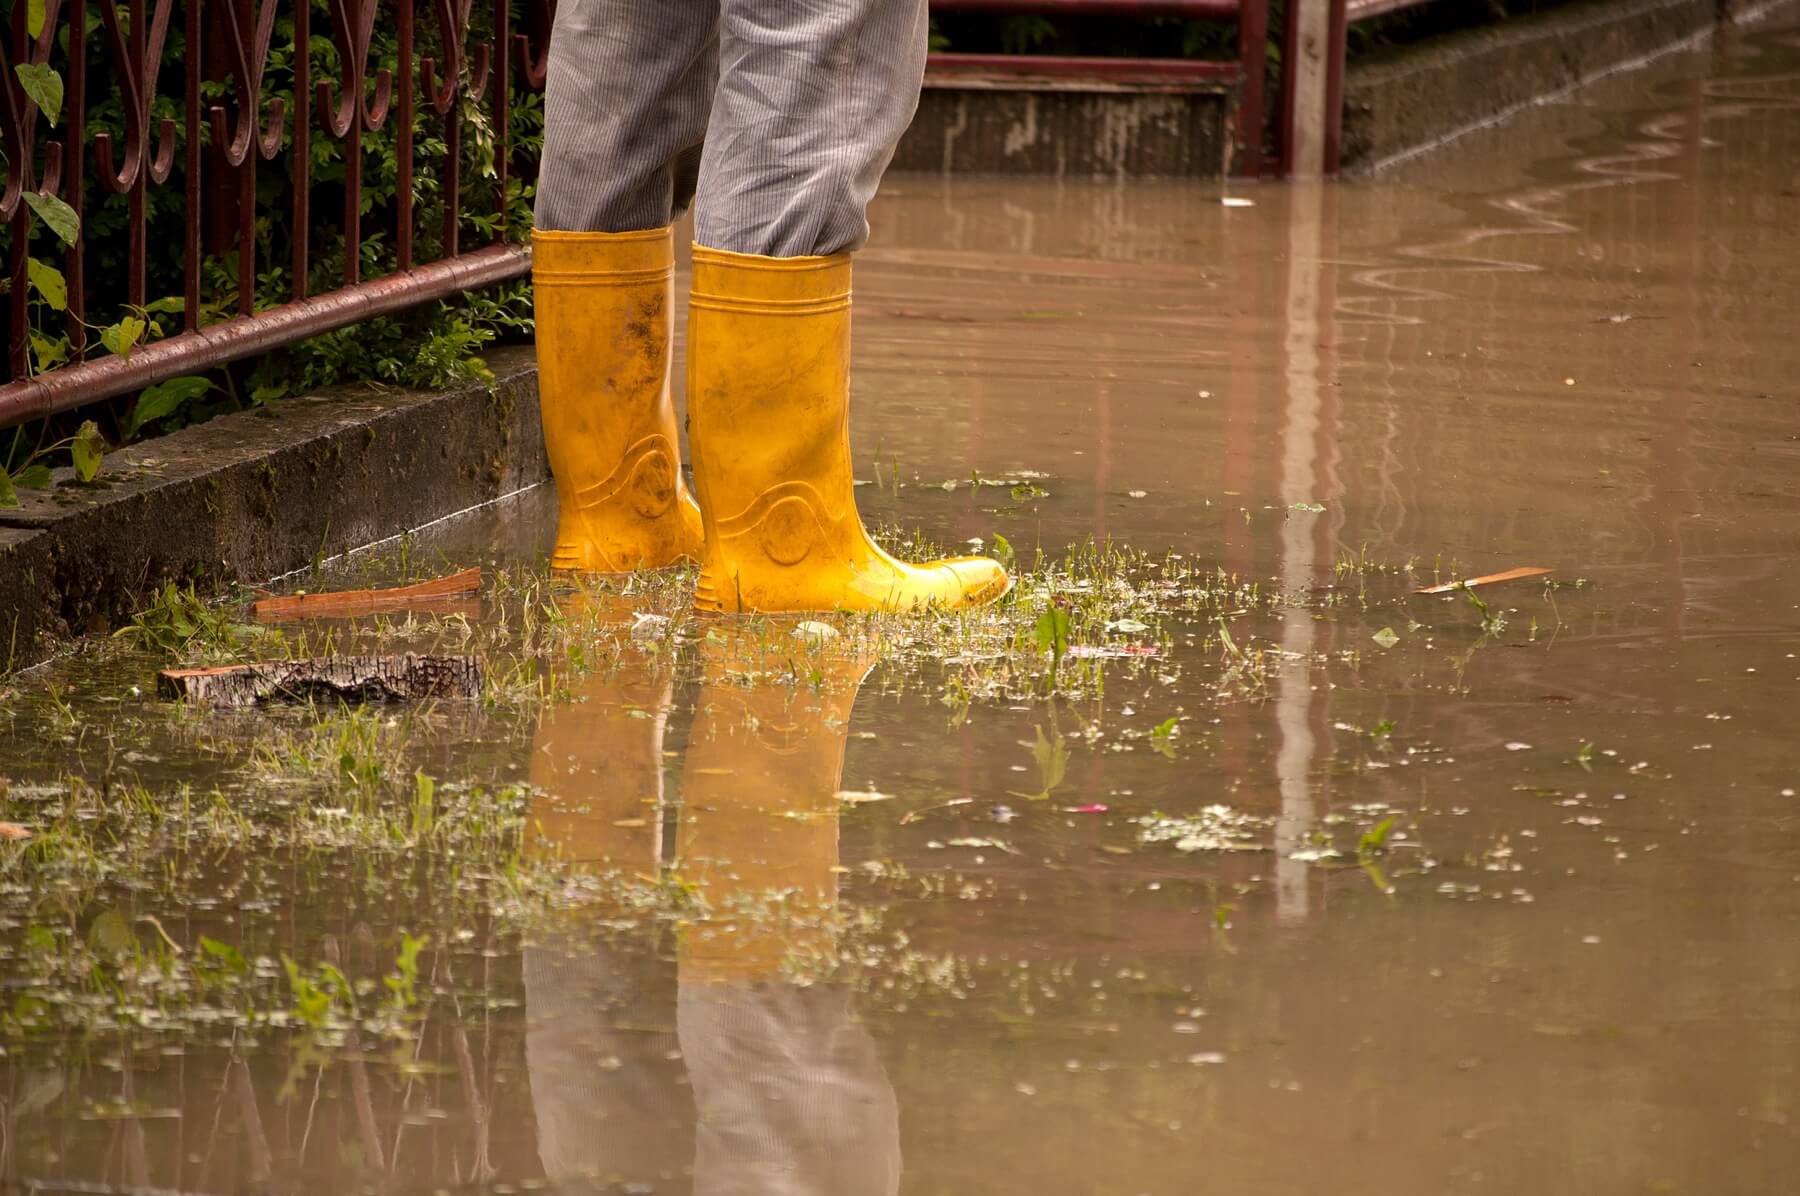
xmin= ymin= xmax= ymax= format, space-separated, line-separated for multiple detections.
xmin=4 ymin=20 xmax=1800 ymax=1196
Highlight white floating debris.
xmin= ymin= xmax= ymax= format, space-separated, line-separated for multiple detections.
xmin=945 ymin=836 xmax=1018 ymax=854
xmin=1066 ymin=644 xmax=1159 ymax=659
xmin=1505 ymin=742 xmax=1532 ymax=751
xmin=630 ymin=612 xmax=670 ymax=640
xmin=1220 ymin=197 xmax=1255 ymax=208
xmin=1187 ymin=1051 xmax=1227 ymax=1065
xmin=1127 ymin=489 xmax=1148 ymax=499
xmin=793 ymin=620 xmax=839 ymax=641
xmin=835 ymin=788 xmax=894 ymax=804
xmin=1138 ymin=806 xmax=1270 ymax=854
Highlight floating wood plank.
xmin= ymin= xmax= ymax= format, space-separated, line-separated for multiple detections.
xmin=251 ymin=568 xmax=482 ymax=623
xmin=1414 ymin=567 xmax=1552 ymax=596
xmin=159 ymin=654 xmax=483 ymax=706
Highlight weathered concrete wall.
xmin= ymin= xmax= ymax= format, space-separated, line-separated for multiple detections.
xmin=1342 ymin=0 xmax=1722 ymax=172
xmin=0 ymin=346 xmax=545 ymax=672
xmin=894 ymin=84 xmax=1232 ymax=178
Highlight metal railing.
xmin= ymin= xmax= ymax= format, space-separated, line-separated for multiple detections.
xmin=928 ymin=0 xmax=1271 ymax=175
xmin=1277 ymin=0 xmax=1439 ymax=176
xmin=0 ymin=0 xmax=551 ymax=431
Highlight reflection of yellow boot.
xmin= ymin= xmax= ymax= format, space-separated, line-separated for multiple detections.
xmin=675 ymin=630 xmax=876 ymax=982
xmin=673 ymin=634 xmax=902 ymax=1192
xmin=532 ymin=227 xmax=703 ymax=573
xmin=521 ymin=600 xmax=693 ymax=1187
xmin=527 ymin=599 xmax=674 ymax=869
xmin=685 ymin=246 xmax=1010 ymax=614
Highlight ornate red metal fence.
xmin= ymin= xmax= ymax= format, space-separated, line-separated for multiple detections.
xmin=0 ymin=0 xmax=551 ymax=430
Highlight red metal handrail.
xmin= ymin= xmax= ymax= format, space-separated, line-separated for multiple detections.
xmin=927 ymin=53 xmax=1245 ymax=81
xmin=927 ymin=0 xmax=1270 ymax=175
xmin=932 ymin=0 xmax=1241 ymax=15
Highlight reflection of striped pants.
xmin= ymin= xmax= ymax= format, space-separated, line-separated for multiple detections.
xmin=534 ymin=0 xmax=928 ymax=257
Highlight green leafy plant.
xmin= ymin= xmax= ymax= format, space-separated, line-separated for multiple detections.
xmin=113 ymin=581 xmax=270 ymax=659
xmin=1034 ymin=599 xmax=1071 ymax=692
xmin=0 ymin=419 xmax=106 ymax=508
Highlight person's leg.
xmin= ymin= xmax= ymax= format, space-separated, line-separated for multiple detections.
xmin=682 ymin=0 xmax=1008 ymax=613
xmin=693 ymin=0 xmax=927 ymax=256
xmin=535 ymin=0 xmax=718 ymax=233
xmin=531 ymin=1 xmax=716 ymax=573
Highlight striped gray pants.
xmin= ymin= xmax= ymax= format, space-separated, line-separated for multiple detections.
xmin=534 ymin=0 xmax=929 ymax=257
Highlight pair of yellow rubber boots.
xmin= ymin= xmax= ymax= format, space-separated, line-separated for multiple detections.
xmin=532 ymin=228 xmax=1009 ymax=613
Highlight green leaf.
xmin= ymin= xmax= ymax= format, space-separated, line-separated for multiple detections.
xmin=13 ymin=63 xmax=62 ymax=127
xmin=991 ymin=531 xmax=1015 ymax=571
xmin=199 ymin=936 xmax=250 ymax=977
xmin=142 ymin=295 xmax=185 ymax=314
xmin=28 ymin=329 xmax=68 ymax=370
xmin=1149 ymin=715 xmax=1179 ymax=758
xmin=1358 ymin=816 xmax=1397 ymax=859
xmin=1025 ymin=725 xmax=1067 ymax=799
xmin=1371 ymin=626 xmax=1400 ymax=649
xmin=0 ymin=470 xmax=16 ymax=510
xmin=14 ymin=463 xmax=52 ymax=489
xmin=99 ymin=316 xmax=146 ymax=360
xmin=26 ymin=257 xmax=66 ymax=311
xmin=249 ymin=381 xmax=288 ymax=405
xmin=128 ymin=376 xmax=212 ymax=437
xmin=70 ymin=419 xmax=105 ymax=482
xmin=26 ymin=0 xmax=45 ymax=37
xmin=23 ymin=191 xmax=79 ymax=246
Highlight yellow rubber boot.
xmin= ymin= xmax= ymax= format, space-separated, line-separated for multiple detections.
xmin=686 ymin=245 xmax=1010 ymax=614
xmin=532 ymin=227 xmax=703 ymax=573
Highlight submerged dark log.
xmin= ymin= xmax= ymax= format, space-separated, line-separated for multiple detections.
xmin=158 ymin=654 xmax=483 ymax=706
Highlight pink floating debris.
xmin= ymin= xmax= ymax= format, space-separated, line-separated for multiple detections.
xmin=1065 ymin=804 xmax=1110 ymax=814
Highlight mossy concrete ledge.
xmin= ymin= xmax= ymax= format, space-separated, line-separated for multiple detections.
xmin=1342 ymin=0 xmax=1728 ymax=172
xmin=0 ymin=345 xmax=545 ymax=672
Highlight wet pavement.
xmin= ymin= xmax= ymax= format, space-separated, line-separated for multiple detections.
xmin=3 ymin=17 xmax=1800 ymax=1196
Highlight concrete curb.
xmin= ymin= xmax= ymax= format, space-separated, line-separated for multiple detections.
xmin=0 ymin=345 xmax=545 ymax=672
xmin=1343 ymin=0 xmax=1733 ymax=173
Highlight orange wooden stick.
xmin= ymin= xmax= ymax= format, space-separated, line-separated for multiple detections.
xmin=252 ymin=567 xmax=482 ymax=622
xmin=1414 ymin=566 xmax=1552 ymax=596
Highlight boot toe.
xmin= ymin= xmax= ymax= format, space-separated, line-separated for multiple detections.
xmin=935 ymin=556 xmax=1012 ymax=609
